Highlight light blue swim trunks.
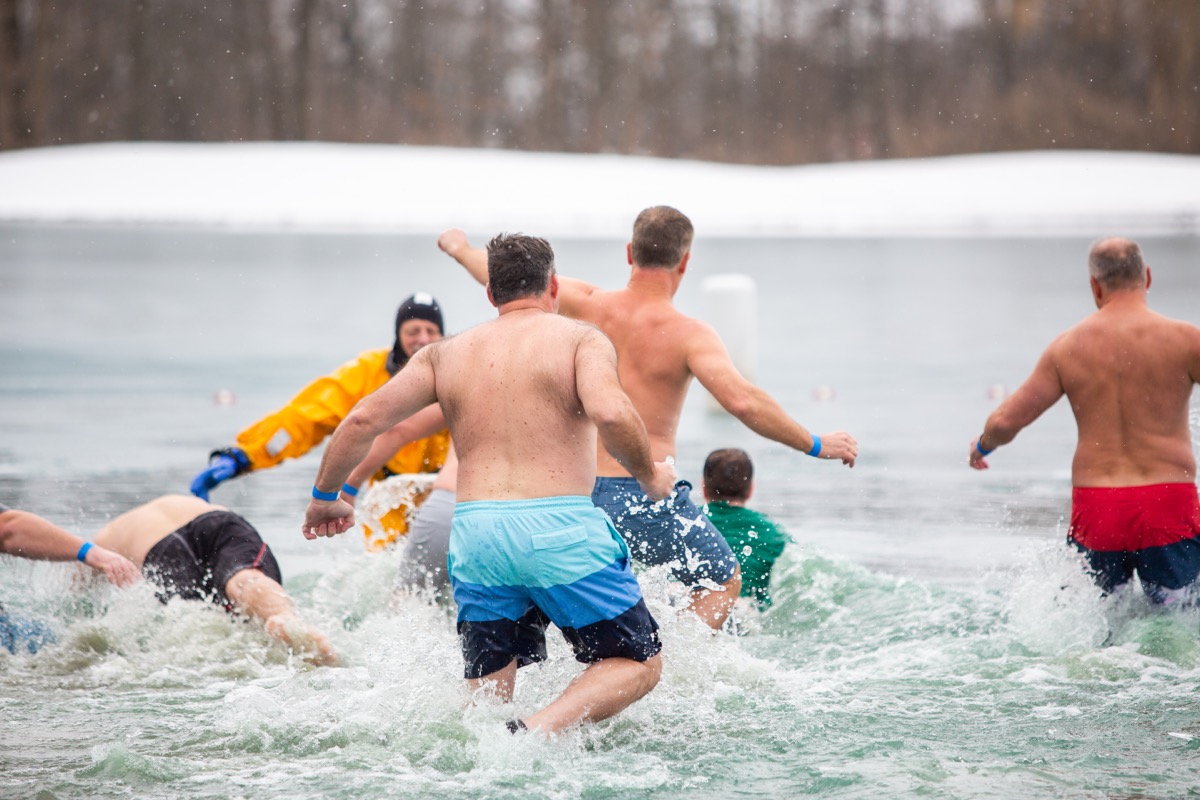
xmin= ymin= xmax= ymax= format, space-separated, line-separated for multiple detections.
xmin=449 ymin=495 xmax=661 ymax=679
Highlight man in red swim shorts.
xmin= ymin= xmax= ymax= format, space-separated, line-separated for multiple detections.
xmin=969 ymin=237 xmax=1200 ymax=604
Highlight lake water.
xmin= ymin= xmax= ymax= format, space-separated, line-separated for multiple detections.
xmin=2 ymin=224 xmax=1199 ymax=799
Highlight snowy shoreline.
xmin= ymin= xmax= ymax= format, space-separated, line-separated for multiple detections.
xmin=1 ymin=142 xmax=1197 ymax=238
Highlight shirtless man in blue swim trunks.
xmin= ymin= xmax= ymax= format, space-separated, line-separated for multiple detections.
xmin=970 ymin=238 xmax=1200 ymax=604
xmin=304 ymin=233 xmax=675 ymax=735
xmin=438 ymin=207 xmax=858 ymax=628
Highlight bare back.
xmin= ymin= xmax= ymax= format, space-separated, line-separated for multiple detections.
xmin=93 ymin=495 xmax=221 ymax=566
xmin=570 ymin=286 xmax=704 ymax=476
xmin=429 ymin=310 xmax=606 ymax=500
xmin=1054 ymin=303 xmax=1200 ymax=486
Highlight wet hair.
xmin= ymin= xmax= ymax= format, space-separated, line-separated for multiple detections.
xmin=703 ymin=448 xmax=753 ymax=501
xmin=486 ymin=233 xmax=555 ymax=305
xmin=631 ymin=206 xmax=694 ymax=268
xmin=1088 ymin=238 xmax=1146 ymax=291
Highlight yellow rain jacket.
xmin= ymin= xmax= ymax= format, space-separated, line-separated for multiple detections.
xmin=235 ymin=347 xmax=450 ymax=541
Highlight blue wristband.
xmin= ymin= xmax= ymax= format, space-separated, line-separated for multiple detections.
xmin=341 ymin=483 xmax=359 ymax=497
xmin=76 ymin=541 xmax=93 ymax=563
xmin=975 ymin=438 xmax=994 ymax=457
xmin=312 ymin=486 xmax=340 ymax=502
xmin=808 ymin=436 xmax=822 ymax=458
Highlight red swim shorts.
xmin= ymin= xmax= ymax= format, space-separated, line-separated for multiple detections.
xmin=1070 ymin=483 xmax=1200 ymax=551
xmin=1069 ymin=483 xmax=1200 ymax=597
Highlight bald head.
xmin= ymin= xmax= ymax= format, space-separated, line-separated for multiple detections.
xmin=1088 ymin=237 xmax=1146 ymax=292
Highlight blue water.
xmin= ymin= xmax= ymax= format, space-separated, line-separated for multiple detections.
xmin=2 ymin=225 xmax=1199 ymax=798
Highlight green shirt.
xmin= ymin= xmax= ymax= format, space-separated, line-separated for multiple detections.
xmin=703 ymin=501 xmax=790 ymax=608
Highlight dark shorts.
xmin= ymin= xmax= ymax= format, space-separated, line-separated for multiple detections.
xmin=449 ymin=496 xmax=661 ymax=680
xmin=591 ymin=477 xmax=739 ymax=587
xmin=142 ymin=510 xmax=282 ymax=610
xmin=1069 ymin=483 xmax=1200 ymax=603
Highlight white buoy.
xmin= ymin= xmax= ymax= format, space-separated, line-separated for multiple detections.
xmin=702 ymin=274 xmax=757 ymax=413
xmin=213 ymin=389 xmax=237 ymax=406
xmin=985 ymin=384 xmax=1007 ymax=401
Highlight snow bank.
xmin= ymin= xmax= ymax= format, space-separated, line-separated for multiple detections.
xmin=0 ymin=142 xmax=1196 ymax=237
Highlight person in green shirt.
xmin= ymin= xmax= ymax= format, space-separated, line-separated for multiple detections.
xmin=701 ymin=448 xmax=791 ymax=609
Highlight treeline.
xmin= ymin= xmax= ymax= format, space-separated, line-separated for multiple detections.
xmin=0 ymin=0 xmax=1195 ymax=163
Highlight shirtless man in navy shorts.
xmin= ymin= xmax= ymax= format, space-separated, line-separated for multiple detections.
xmin=438 ymin=207 xmax=857 ymax=628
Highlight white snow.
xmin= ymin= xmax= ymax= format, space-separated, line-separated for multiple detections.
xmin=0 ymin=141 xmax=1196 ymax=237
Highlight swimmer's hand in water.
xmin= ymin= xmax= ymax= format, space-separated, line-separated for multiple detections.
xmin=303 ymin=498 xmax=355 ymax=540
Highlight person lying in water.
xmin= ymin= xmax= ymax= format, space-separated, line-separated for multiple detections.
xmin=94 ymin=495 xmax=338 ymax=665
xmin=1 ymin=495 xmax=337 ymax=665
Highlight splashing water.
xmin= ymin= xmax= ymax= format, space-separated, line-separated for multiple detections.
xmin=5 ymin=537 xmax=1200 ymax=799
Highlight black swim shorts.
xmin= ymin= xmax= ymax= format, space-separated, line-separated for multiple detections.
xmin=142 ymin=510 xmax=282 ymax=610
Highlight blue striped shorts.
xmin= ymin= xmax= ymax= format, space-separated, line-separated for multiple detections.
xmin=449 ymin=495 xmax=661 ymax=679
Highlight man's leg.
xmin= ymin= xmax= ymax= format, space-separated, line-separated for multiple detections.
xmin=1135 ymin=537 xmax=1200 ymax=606
xmin=467 ymin=658 xmax=517 ymax=703
xmin=522 ymin=654 xmax=662 ymax=734
xmin=225 ymin=568 xmax=337 ymax=666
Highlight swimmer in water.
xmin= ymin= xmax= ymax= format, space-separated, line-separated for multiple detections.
xmin=92 ymin=495 xmax=337 ymax=665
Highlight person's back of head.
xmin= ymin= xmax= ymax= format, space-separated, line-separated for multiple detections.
xmin=631 ymin=206 xmax=693 ymax=269
xmin=487 ymin=233 xmax=556 ymax=304
xmin=1088 ymin=237 xmax=1146 ymax=292
xmin=703 ymin=448 xmax=753 ymax=502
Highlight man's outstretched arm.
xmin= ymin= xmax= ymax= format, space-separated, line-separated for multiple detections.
xmin=341 ymin=403 xmax=448 ymax=497
xmin=304 ymin=349 xmax=441 ymax=538
xmin=687 ymin=323 xmax=858 ymax=467
xmin=0 ymin=509 xmax=140 ymax=586
xmin=437 ymin=228 xmax=489 ymax=284
xmin=437 ymin=228 xmax=600 ymax=319
xmin=969 ymin=344 xmax=1064 ymax=469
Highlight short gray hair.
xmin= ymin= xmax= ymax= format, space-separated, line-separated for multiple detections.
xmin=1088 ymin=237 xmax=1145 ymax=290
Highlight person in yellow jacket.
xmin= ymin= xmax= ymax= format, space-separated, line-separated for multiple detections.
xmin=190 ymin=294 xmax=451 ymax=544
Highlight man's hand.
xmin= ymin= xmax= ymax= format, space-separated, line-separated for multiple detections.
xmin=84 ymin=546 xmax=141 ymax=588
xmin=437 ymin=228 xmax=470 ymax=258
xmin=969 ymin=438 xmax=990 ymax=470
xmin=640 ymin=459 xmax=678 ymax=502
xmin=437 ymin=228 xmax=488 ymax=284
xmin=302 ymin=499 xmax=355 ymax=540
xmin=816 ymin=431 xmax=858 ymax=467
